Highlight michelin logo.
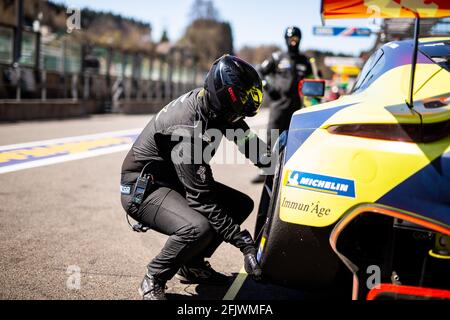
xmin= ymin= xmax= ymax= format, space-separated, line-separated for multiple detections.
xmin=286 ymin=171 xmax=356 ymax=198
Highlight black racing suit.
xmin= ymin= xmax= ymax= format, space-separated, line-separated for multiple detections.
xmin=120 ymin=88 xmax=269 ymax=281
xmin=258 ymin=50 xmax=313 ymax=147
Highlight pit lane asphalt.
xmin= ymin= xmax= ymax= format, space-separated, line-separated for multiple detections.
xmin=0 ymin=109 xmax=301 ymax=300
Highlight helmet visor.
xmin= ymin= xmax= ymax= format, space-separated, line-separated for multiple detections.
xmin=240 ymin=86 xmax=263 ymax=116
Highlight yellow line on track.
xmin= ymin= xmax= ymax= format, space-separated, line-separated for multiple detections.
xmin=223 ymin=267 xmax=248 ymax=300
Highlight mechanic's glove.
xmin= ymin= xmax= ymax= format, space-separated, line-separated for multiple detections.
xmin=243 ymin=246 xmax=262 ymax=281
xmin=232 ymin=230 xmax=262 ymax=280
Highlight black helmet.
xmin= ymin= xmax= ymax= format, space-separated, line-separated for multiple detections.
xmin=285 ymin=26 xmax=302 ymax=50
xmin=204 ymin=55 xmax=263 ymax=123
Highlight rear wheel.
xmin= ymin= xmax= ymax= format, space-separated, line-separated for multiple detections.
xmin=255 ymin=150 xmax=348 ymax=290
xmin=254 ymin=144 xmax=287 ymax=242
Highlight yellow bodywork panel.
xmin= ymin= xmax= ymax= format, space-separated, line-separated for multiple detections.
xmin=278 ymin=47 xmax=450 ymax=227
xmin=413 ymin=69 xmax=450 ymax=123
xmin=317 ymin=63 xmax=444 ymax=126
xmin=280 ymin=130 xmax=450 ymax=227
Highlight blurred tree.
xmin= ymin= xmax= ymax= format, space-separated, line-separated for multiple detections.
xmin=189 ymin=0 xmax=219 ymax=21
xmin=160 ymin=28 xmax=169 ymax=43
xmin=42 ymin=1 xmax=154 ymax=51
xmin=180 ymin=0 xmax=233 ymax=71
xmin=237 ymin=45 xmax=281 ymax=66
xmin=0 ymin=0 xmax=41 ymax=26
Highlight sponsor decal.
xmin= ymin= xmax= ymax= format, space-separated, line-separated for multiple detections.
xmin=120 ymin=185 xmax=131 ymax=195
xmin=388 ymin=43 xmax=399 ymax=49
xmin=313 ymin=26 xmax=372 ymax=37
xmin=228 ymin=87 xmax=237 ymax=103
xmin=281 ymin=197 xmax=332 ymax=218
xmin=257 ymin=236 xmax=266 ymax=263
xmin=423 ymin=42 xmax=445 ymax=47
xmin=285 ymin=171 xmax=356 ymax=198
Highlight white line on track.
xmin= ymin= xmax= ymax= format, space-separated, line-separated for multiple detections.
xmin=0 ymin=110 xmax=268 ymax=175
xmin=0 ymin=128 xmax=142 ymax=152
xmin=0 ymin=144 xmax=133 ymax=175
xmin=0 ymin=129 xmax=142 ymax=175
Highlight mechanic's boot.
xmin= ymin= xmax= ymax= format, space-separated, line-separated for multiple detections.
xmin=139 ymin=273 xmax=167 ymax=300
xmin=176 ymin=260 xmax=230 ymax=285
xmin=251 ymin=174 xmax=265 ymax=184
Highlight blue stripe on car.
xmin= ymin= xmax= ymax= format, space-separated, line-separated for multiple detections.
xmin=284 ymin=103 xmax=358 ymax=162
xmin=353 ymin=41 xmax=434 ymax=93
xmin=377 ymin=151 xmax=450 ymax=227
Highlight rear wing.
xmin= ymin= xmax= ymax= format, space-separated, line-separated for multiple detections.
xmin=321 ymin=0 xmax=450 ymax=108
xmin=321 ymin=0 xmax=450 ymax=20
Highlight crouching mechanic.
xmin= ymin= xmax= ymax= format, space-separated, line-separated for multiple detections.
xmin=120 ymin=55 xmax=270 ymax=300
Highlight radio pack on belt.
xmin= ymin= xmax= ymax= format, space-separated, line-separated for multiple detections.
xmin=131 ymin=162 xmax=154 ymax=205
xmin=127 ymin=162 xmax=154 ymax=233
xmin=132 ymin=174 xmax=151 ymax=205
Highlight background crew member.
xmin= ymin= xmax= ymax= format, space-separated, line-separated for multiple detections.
xmin=252 ymin=26 xmax=313 ymax=183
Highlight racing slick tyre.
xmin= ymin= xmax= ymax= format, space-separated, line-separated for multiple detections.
xmin=256 ymin=149 xmax=349 ymax=290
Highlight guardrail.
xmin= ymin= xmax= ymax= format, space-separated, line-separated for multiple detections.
xmin=0 ymin=23 xmax=205 ymax=119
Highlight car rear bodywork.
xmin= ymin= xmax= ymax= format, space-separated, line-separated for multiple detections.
xmin=256 ymin=38 xmax=450 ymax=299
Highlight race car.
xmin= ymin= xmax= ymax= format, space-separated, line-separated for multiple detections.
xmin=255 ymin=34 xmax=450 ymax=300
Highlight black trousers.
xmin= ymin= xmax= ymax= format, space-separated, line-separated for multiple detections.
xmin=121 ymin=182 xmax=254 ymax=281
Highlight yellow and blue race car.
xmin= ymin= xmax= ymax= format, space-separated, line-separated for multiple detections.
xmin=255 ymin=36 xmax=450 ymax=300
